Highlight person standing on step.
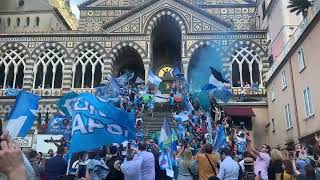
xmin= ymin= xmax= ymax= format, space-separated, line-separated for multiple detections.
xmin=147 ymin=96 xmax=155 ymax=117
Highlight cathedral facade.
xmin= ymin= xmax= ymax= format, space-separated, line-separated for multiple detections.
xmin=0 ymin=0 xmax=269 ymax=144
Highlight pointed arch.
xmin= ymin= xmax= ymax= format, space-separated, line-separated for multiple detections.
xmin=30 ymin=42 xmax=68 ymax=89
xmin=0 ymin=42 xmax=29 ymax=89
xmin=226 ymin=40 xmax=267 ymax=87
xmin=144 ymin=8 xmax=188 ymax=35
xmin=110 ymin=41 xmax=147 ymax=65
xmin=70 ymin=42 xmax=108 ymax=89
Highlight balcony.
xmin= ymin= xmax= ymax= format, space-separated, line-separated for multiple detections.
xmin=31 ymin=89 xmax=63 ymax=97
xmin=267 ymin=0 xmax=320 ymax=80
xmin=231 ymin=87 xmax=266 ymax=96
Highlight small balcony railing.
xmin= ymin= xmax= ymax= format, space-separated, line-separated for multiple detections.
xmin=231 ymin=87 xmax=266 ymax=96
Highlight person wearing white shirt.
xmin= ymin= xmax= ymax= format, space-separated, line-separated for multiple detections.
xmin=217 ymin=148 xmax=240 ymax=180
xmin=120 ymin=149 xmax=143 ymax=180
xmin=138 ymin=142 xmax=155 ymax=180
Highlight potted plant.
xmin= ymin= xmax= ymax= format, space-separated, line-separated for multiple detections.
xmin=287 ymin=0 xmax=313 ymax=17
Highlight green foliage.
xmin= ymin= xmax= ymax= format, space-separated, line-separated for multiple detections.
xmin=287 ymin=0 xmax=312 ymax=16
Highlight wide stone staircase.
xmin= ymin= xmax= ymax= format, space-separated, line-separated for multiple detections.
xmin=141 ymin=103 xmax=176 ymax=140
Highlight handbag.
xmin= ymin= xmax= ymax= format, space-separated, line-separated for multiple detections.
xmin=205 ymin=154 xmax=220 ymax=180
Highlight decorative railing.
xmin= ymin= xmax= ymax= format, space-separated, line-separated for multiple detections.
xmin=31 ymin=89 xmax=63 ymax=96
xmin=231 ymin=87 xmax=266 ymax=96
xmin=71 ymin=88 xmax=95 ymax=94
xmin=267 ymin=0 xmax=320 ymax=80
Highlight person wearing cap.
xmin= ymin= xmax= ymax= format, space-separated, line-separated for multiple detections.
xmin=120 ymin=149 xmax=143 ymax=180
xmin=105 ymin=145 xmax=124 ymax=180
xmin=217 ymin=148 xmax=240 ymax=180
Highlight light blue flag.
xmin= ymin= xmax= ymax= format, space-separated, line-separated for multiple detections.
xmin=183 ymin=97 xmax=194 ymax=114
xmin=158 ymin=117 xmax=172 ymax=149
xmin=5 ymin=91 xmax=40 ymax=138
xmin=213 ymin=124 xmax=227 ymax=151
xmin=159 ymin=150 xmax=173 ymax=176
xmin=69 ymin=93 xmax=135 ymax=153
xmin=95 ymin=85 xmax=120 ymax=105
xmin=148 ymin=70 xmax=162 ymax=86
xmin=6 ymin=88 xmax=21 ymax=96
xmin=48 ymin=115 xmax=71 ymax=135
xmin=57 ymin=91 xmax=79 ymax=117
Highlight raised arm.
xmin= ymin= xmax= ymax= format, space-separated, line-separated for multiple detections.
xmin=246 ymin=132 xmax=259 ymax=159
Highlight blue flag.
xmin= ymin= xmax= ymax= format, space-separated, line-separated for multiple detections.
xmin=210 ymin=88 xmax=233 ymax=103
xmin=172 ymin=67 xmax=184 ymax=78
xmin=95 ymin=84 xmax=120 ymax=105
xmin=213 ymin=124 xmax=227 ymax=151
xmin=158 ymin=117 xmax=172 ymax=149
xmin=5 ymin=91 xmax=40 ymax=138
xmin=148 ymin=70 xmax=162 ymax=86
xmin=48 ymin=115 xmax=71 ymax=135
xmin=201 ymin=84 xmax=217 ymax=91
xmin=6 ymin=88 xmax=21 ymax=96
xmin=57 ymin=92 xmax=79 ymax=117
xmin=69 ymin=93 xmax=135 ymax=153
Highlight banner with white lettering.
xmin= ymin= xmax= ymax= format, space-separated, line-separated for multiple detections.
xmin=69 ymin=93 xmax=135 ymax=153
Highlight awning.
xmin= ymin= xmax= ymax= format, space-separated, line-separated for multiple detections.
xmin=223 ymin=107 xmax=255 ymax=117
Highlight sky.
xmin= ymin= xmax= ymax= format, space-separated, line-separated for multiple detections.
xmin=70 ymin=0 xmax=87 ymax=19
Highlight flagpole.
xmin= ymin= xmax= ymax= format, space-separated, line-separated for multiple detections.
xmin=66 ymin=158 xmax=71 ymax=175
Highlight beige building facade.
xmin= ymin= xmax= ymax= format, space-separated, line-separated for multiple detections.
xmin=265 ymin=0 xmax=320 ymax=148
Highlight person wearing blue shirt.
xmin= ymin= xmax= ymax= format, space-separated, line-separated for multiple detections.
xmin=45 ymin=147 xmax=68 ymax=180
xmin=217 ymin=148 xmax=240 ymax=180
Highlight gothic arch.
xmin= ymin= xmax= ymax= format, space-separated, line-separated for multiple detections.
xmin=0 ymin=42 xmax=30 ymax=89
xmin=70 ymin=42 xmax=108 ymax=89
xmin=225 ymin=40 xmax=268 ymax=87
xmin=31 ymin=42 xmax=68 ymax=61
xmin=225 ymin=40 xmax=267 ymax=62
xmin=110 ymin=41 xmax=147 ymax=64
xmin=30 ymin=42 xmax=68 ymax=89
xmin=144 ymin=8 xmax=188 ymax=35
xmin=186 ymin=40 xmax=224 ymax=59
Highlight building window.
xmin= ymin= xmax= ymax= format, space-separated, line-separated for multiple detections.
xmin=33 ymin=47 xmax=65 ymax=89
xmin=271 ymin=118 xmax=275 ymax=132
xmin=231 ymin=46 xmax=262 ymax=88
xmin=7 ymin=18 xmax=11 ymax=26
xmin=303 ymin=87 xmax=313 ymax=117
xmin=285 ymin=104 xmax=293 ymax=128
xmin=16 ymin=17 xmax=20 ymax=27
xmin=0 ymin=46 xmax=27 ymax=89
xmin=72 ymin=47 xmax=104 ymax=89
xmin=35 ymin=17 xmax=40 ymax=26
xmin=26 ymin=17 xmax=30 ymax=26
xmin=281 ymin=70 xmax=287 ymax=89
xmin=271 ymin=86 xmax=275 ymax=102
xmin=298 ymin=48 xmax=306 ymax=72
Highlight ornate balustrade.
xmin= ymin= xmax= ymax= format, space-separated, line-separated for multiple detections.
xmin=231 ymin=87 xmax=266 ymax=96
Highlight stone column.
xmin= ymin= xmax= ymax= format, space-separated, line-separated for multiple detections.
xmin=144 ymin=63 xmax=150 ymax=85
xmin=239 ymin=63 xmax=243 ymax=87
xmin=259 ymin=63 xmax=263 ymax=88
xmin=182 ymin=58 xmax=189 ymax=81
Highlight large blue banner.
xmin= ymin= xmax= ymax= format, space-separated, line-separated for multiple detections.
xmin=69 ymin=93 xmax=135 ymax=153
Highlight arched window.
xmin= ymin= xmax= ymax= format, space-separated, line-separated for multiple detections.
xmin=72 ymin=47 xmax=104 ymax=88
xmin=16 ymin=17 xmax=20 ymax=27
xmin=231 ymin=46 xmax=262 ymax=87
xmin=33 ymin=47 xmax=65 ymax=89
xmin=7 ymin=18 xmax=10 ymax=26
xmin=35 ymin=17 xmax=40 ymax=26
xmin=26 ymin=17 xmax=30 ymax=26
xmin=0 ymin=47 xmax=27 ymax=89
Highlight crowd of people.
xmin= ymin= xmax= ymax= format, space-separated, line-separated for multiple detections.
xmin=2 ymin=76 xmax=320 ymax=180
